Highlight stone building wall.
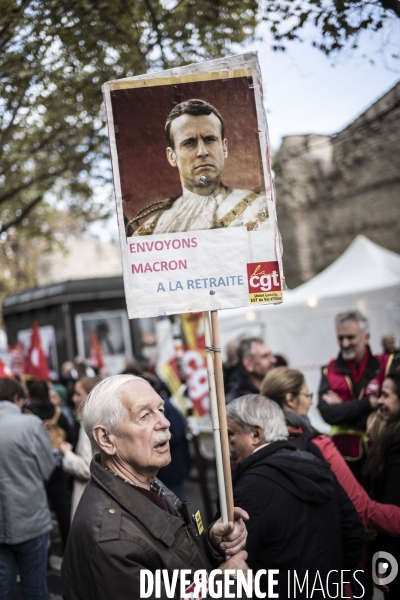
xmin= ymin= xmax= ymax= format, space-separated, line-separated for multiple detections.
xmin=274 ymin=81 xmax=400 ymax=288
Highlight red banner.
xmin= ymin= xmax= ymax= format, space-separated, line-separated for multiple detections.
xmin=180 ymin=314 xmax=209 ymax=417
xmin=8 ymin=342 xmax=24 ymax=377
xmin=24 ymin=322 xmax=50 ymax=380
xmin=88 ymin=331 xmax=105 ymax=369
xmin=0 ymin=358 xmax=13 ymax=378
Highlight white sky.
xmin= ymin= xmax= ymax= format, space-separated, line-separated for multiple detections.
xmin=251 ymin=23 xmax=400 ymax=149
xmin=92 ymin=22 xmax=400 ymax=241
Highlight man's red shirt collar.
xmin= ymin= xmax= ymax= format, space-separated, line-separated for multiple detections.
xmin=344 ymin=345 xmax=370 ymax=384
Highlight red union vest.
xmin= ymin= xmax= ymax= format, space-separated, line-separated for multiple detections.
xmin=324 ymin=352 xmax=393 ymax=461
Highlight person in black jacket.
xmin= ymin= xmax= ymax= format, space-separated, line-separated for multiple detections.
xmin=226 ymin=394 xmax=366 ymax=599
xmin=157 ymin=395 xmax=191 ymax=501
xmin=225 ymin=338 xmax=276 ymax=404
xmin=25 ymin=379 xmax=74 ymax=550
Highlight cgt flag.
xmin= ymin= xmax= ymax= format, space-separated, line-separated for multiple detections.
xmin=0 ymin=358 xmax=13 ymax=378
xmin=24 ymin=321 xmax=50 ymax=380
xmin=180 ymin=314 xmax=209 ymax=417
xmin=8 ymin=342 xmax=24 ymax=377
xmin=156 ymin=315 xmax=209 ymax=417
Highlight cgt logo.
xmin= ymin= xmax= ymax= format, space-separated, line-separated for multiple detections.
xmin=247 ymin=261 xmax=282 ymax=304
xmin=247 ymin=262 xmax=281 ymax=293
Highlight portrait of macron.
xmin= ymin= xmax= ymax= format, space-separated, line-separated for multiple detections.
xmin=125 ymin=99 xmax=269 ymax=237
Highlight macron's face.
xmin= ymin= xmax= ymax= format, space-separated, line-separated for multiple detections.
xmin=166 ymin=113 xmax=227 ymax=193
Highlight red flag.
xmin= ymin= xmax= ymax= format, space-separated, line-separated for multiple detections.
xmin=24 ymin=322 xmax=50 ymax=380
xmin=0 ymin=358 xmax=13 ymax=378
xmin=8 ymin=342 xmax=24 ymax=377
xmin=88 ymin=331 xmax=105 ymax=369
xmin=180 ymin=314 xmax=209 ymax=417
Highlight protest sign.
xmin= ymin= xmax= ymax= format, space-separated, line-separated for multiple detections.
xmin=103 ymin=52 xmax=283 ymax=319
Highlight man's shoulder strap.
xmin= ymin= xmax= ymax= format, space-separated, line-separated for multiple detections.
xmin=377 ymin=352 xmax=395 ymax=375
xmin=125 ymin=197 xmax=179 ymax=236
xmin=216 ymin=191 xmax=265 ymax=230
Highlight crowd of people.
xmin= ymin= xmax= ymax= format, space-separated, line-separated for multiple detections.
xmin=0 ymin=309 xmax=399 ymax=599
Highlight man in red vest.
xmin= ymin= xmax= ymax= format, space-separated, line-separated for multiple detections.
xmin=318 ymin=310 xmax=395 ymax=486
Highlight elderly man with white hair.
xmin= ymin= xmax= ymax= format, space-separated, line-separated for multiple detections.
xmin=226 ymin=394 xmax=366 ymax=599
xmin=62 ymin=374 xmax=248 ymax=600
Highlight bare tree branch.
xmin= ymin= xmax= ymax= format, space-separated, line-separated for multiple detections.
xmin=142 ymin=0 xmax=170 ymax=69
xmin=0 ymin=166 xmax=68 ymax=206
xmin=0 ymin=193 xmax=43 ymax=233
xmin=0 ymin=0 xmax=35 ymax=52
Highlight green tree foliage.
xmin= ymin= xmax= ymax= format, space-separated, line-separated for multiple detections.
xmin=0 ymin=0 xmax=398 ymax=246
xmin=0 ymin=0 xmax=258 ymax=241
xmin=262 ymin=1 xmax=400 ymax=54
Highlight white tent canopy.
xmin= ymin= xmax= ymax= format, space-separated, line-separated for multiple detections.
xmin=218 ymin=235 xmax=400 ymax=432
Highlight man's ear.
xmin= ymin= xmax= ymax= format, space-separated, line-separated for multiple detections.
xmin=93 ymin=426 xmax=117 ymax=456
xmin=223 ymin=138 xmax=228 ymax=159
xmin=251 ymin=425 xmax=263 ymax=447
xmin=365 ymin=331 xmax=371 ymax=344
xmin=242 ymin=356 xmax=254 ymax=373
xmin=166 ymin=147 xmax=177 ymax=168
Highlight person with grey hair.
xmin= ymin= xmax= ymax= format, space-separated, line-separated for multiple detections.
xmin=62 ymin=374 xmax=249 ymax=600
xmin=226 ymin=394 xmax=366 ymax=599
xmin=225 ymin=337 xmax=277 ymax=404
xmin=318 ymin=309 xmax=397 ymax=486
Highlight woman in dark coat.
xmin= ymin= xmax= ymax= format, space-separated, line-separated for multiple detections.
xmin=261 ymin=366 xmax=400 ymax=600
xmin=260 ymin=367 xmax=400 ymax=535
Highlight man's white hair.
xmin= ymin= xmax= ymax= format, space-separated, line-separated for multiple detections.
xmin=82 ymin=374 xmax=150 ymax=453
xmin=335 ymin=310 xmax=369 ymax=332
xmin=226 ymin=394 xmax=288 ymax=443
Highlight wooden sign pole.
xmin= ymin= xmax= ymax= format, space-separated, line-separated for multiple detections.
xmin=203 ymin=310 xmax=234 ymax=524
